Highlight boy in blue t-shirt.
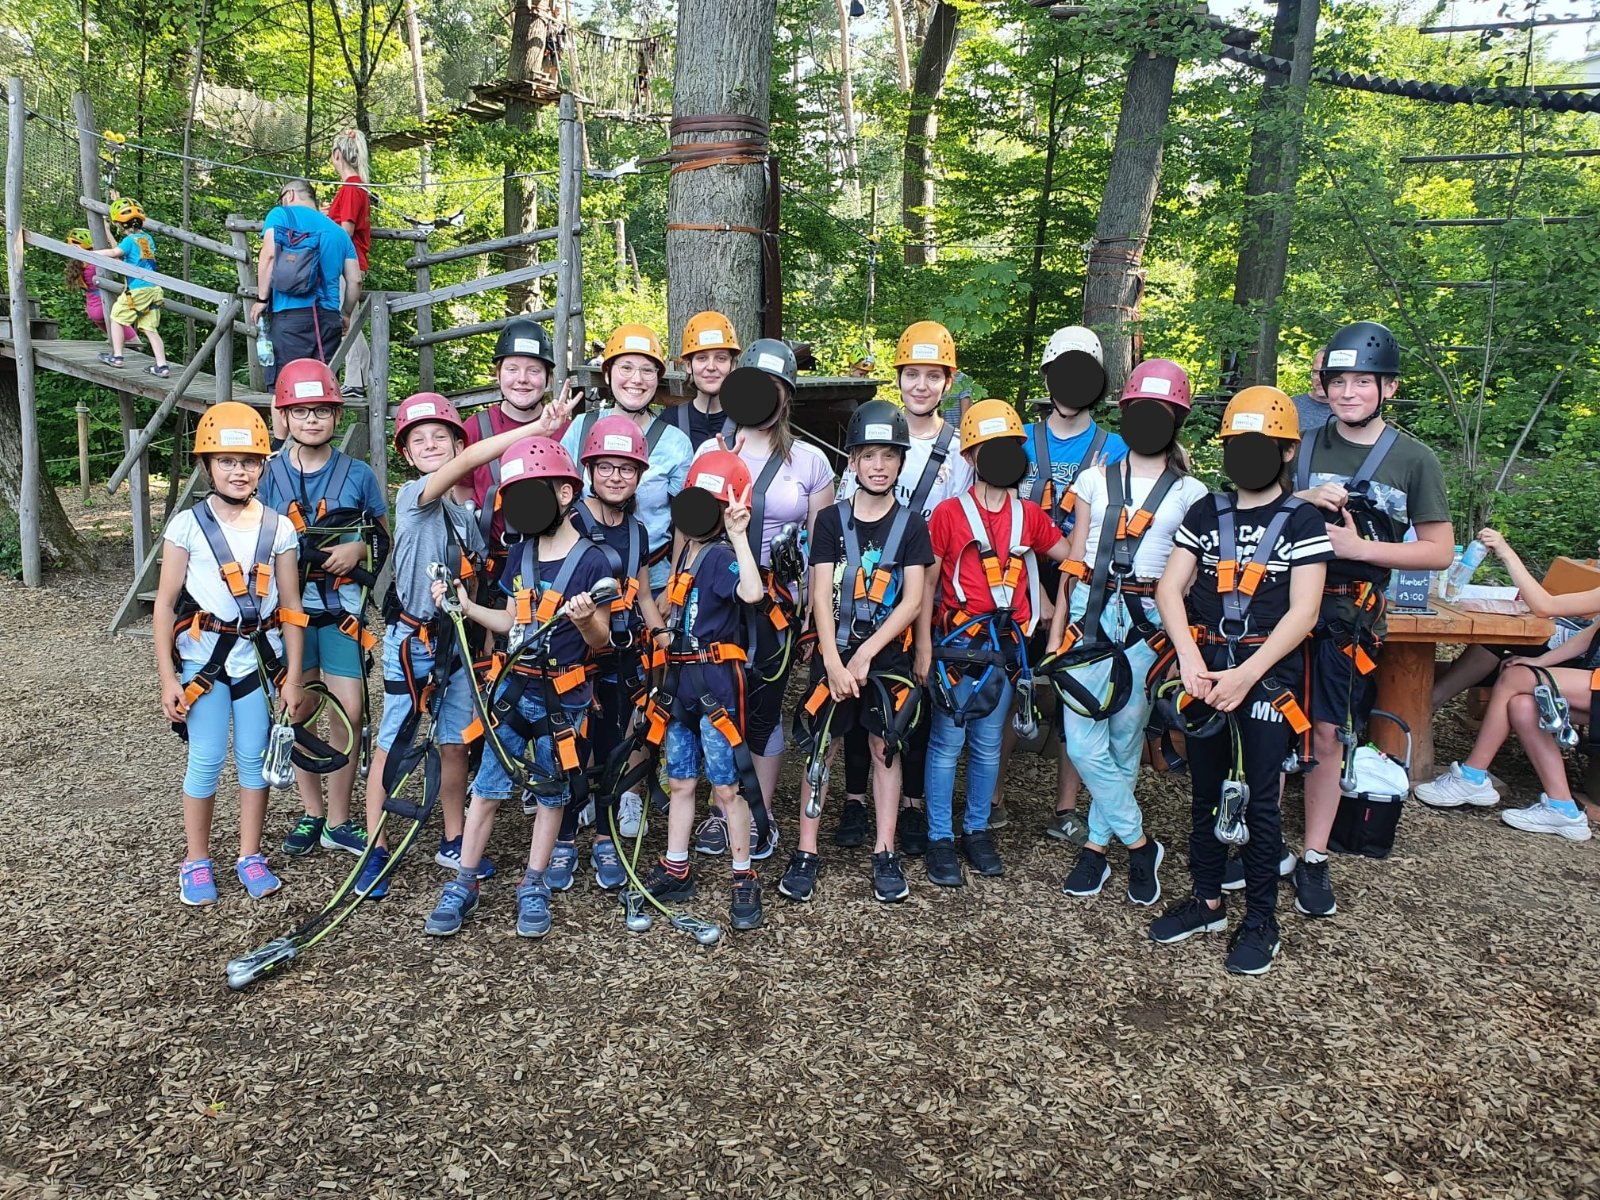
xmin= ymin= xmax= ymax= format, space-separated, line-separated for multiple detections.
xmin=94 ymin=197 xmax=171 ymax=376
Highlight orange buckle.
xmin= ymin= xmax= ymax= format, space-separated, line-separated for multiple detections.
xmin=1126 ymin=509 xmax=1153 ymax=538
xmin=278 ymin=608 xmax=310 ymax=628
xmin=767 ymin=605 xmax=790 ymax=633
xmin=1114 ymin=509 xmax=1129 ymax=541
xmin=1239 ymin=561 xmax=1268 ymax=597
xmin=643 ymin=697 xmax=670 ymax=746
xmin=708 ymin=708 xmax=745 ymax=749
xmin=668 ymin=572 xmax=692 ymax=608
xmin=866 ymin=569 xmax=893 ymax=606
xmin=535 ymin=590 xmax=562 ymax=625
xmin=550 ymin=664 xmax=590 ymax=695
xmin=1055 ymin=623 xmax=1083 ymax=656
xmin=462 ymin=715 xmax=485 ymax=743
xmin=1060 ymin=559 xmax=1088 ymax=582
xmin=1591 ymin=668 xmax=1600 ymax=692
xmin=286 ymin=505 xmax=308 ymax=534
xmin=1216 ymin=559 xmax=1238 ymax=594
xmin=1344 ymin=641 xmax=1378 ymax=675
xmin=515 ymin=590 xmax=533 ymax=626
xmin=337 ymin=613 xmax=376 ymax=649
xmin=704 ymin=642 xmax=748 ymax=665
xmin=804 ymin=680 xmax=830 ymax=717
xmin=982 ymin=552 xmax=1005 ymax=590
xmin=1271 ymin=693 xmax=1312 ymax=734
xmin=181 ymin=677 xmax=212 ymax=706
xmin=252 ymin=563 xmax=273 ymax=598
xmin=554 ymin=728 xmax=581 ymax=771
xmin=219 ymin=560 xmax=248 ymax=597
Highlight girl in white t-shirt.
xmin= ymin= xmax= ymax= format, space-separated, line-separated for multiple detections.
xmin=1046 ymin=360 xmax=1207 ymax=908
xmin=155 ymin=403 xmax=306 ymax=908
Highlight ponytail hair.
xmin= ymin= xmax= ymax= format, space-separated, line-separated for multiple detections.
xmin=332 ymin=129 xmax=370 ymax=183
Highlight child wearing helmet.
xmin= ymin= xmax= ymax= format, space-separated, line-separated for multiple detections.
xmin=257 ymin=359 xmax=391 ymax=861
xmin=1047 ymin=359 xmax=1209 ymax=908
xmin=154 ymin=402 xmax=307 ymax=906
xmin=670 ymin=311 xmax=741 ymax=449
xmin=93 ymin=198 xmax=171 ymax=377
xmin=916 ymin=399 xmax=1076 ymax=888
xmin=421 ymin=434 xmax=619 ymax=940
xmin=63 ymin=228 xmax=141 ymax=348
xmin=779 ymin=400 xmax=935 ymax=905
xmin=1148 ymin=386 xmax=1333 ymax=976
xmin=1290 ymin=320 xmax=1452 ymax=919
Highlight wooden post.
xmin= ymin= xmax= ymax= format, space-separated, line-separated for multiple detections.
xmin=76 ymin=401 xmax=92 ymax=501
xmin=368 ymin=294 xmax=389 ymax=497
xmin=213 ymin=310 xmax=233 ymax=405
xmin=415 ymin=231 xmax=434 ymax=392
xmin=554 ymin=94 xmax=575 ymax=393
xmin=118 ymin=390 xmax=151 ymax=569
xmin=230 ymin=225 xmax=264 ymax=392
xmin=566 ymin=96 xmax=585 ymax=373
xmin=614 ymin=218 xmax=626 ymax=288
xmin=6 ymin=77 xmax=42 ymax=586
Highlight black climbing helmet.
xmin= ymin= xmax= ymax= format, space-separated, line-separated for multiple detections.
xmin=1320 ymin=321 xmax=1400 ymax=382
xmin=494 ymin=318 xmax=556 ymax=367
xmin=739 ymin=338 xmax=799 ymax=389
xmin=845 ymin=399 xmax=911 ymax=452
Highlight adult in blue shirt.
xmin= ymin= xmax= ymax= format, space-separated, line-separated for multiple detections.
xmin=249 ymin=179 xmax=361 ymax=393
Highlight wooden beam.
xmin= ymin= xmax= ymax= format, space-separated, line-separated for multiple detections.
xmin=554 ymin=93 xmax=575 ymax=392
xmin=407 ymin=309 xmax=556 ymax=349
xmin=6 ymin=77 xmax=41 ymax=585
xmin=368 ymin=295 xmax=390 ymax=496
xmin=384 ymin=261 xmax=559 ymax=313
xmin=87 ymin=272 xmax=249 ymax=331
xmin=118 ymin=390 xmax=151 ymax=570
xmin=323 ymin=295 xmax=372 ymax=375
xmin=404 ymin=225 xmax=563 ymax=269
xmin=79 ymin=195 xmax=245 ymax=261
xmin=24 ymin=231 xmax=234 ymax=307
xmin=223 ymin=216 xmax=431 ymax=242
xmin=1418 ymin=16 xmax=1599 ymax=33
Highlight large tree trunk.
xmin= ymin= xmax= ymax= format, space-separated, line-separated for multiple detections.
xmin=1230 ymin=0 xmax=1321 ymax=386
xmin=504 ymin=0 xmax=553 ymax=315
xmin=665 ymin=0 xmax=777 ymax=350
xmin=0 ymin=361 xmax=94 ymax=573
xmin=1082 ymin=49 xmax=1178 ymax=398
xmin=901 ymin=0 xmax=959 ymax=266
xmin=1018 ymin=54 xmax=1064 ymax=400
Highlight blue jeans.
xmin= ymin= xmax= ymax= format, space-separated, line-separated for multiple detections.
xmin=924 ymin=674 xmax=1013 ymax=842
xmin=180 ymin=663 xmax=272 ymax=798
xmin=471 ymin=682 xmax=587 ymax=806
xmin=376 ymin=624 xmax=474 ymax=751
xmin=664 ymin=715 xmax=738 ymax=786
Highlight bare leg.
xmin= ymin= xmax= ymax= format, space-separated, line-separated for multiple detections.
xmin=1302 ymin=723 xmax=1342 ymax=854
xmin=318 ymin=671 xmax=366 ymax=828
xmin=527 ymin=805 xmax=563 ymax=872
xmin=183 ymin=793 xmax=215 ymax=862
xmin=457 ymin=794 xmax=500 ymax=872
xmin=1464 ymin=665 xmax=1536 ymax=773
xmin=667 ymin=777 xmax=698 ymax=857
xmin=438 ymin=744 xmax=469 ymax=840
xmin=870 ymin=735 xmax=900 ymax=853
xmin=237 ymin=785 xmax=269 ymax=858
xmin=720 ymin=783 xmax=752 ymax=862
xmin=1432 ymin=645 xmax=1497 ymax=709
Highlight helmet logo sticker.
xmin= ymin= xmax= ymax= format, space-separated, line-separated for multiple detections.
xmin=602 ymin=434 xmax=632 ymax=452
xmin=1325 ymin=349 xmax=1358 ymax=368
xmin=863 ymin=423 xmax=893 ymax=442
xmin=409 ymin=401 xmax=438 ymax=418
xmin=977 ymin=416 xmax=1009 ymax=437
xmin=721 ymin=367 xmax=780 ymax=428
xmin=501 ymin=457 xmax=525 ymax=478
xmin=1139 ymin=376 xmax=1172 ymax=396
xmin=910 ymin=343 xmax=938 ymax=360
xmin=623 ymin=335 xmax=651 ymax=352
xmin=513 ymin=337 xmax=539 ymax=354
xmin=1228 ymin=411 xmax=1265 ymax=433
xmin=757 ymin=353 xmax=784 ymax=371
xmin=293 ymin=381 xmax=326 ymax=398
xmin=218 ymin=428 xmax=253 ymax=447
xmin=696 ymin=473 xmax=726 ymax=494
xmin=697 ymin=329 xmax=725 ymax=346
xmin=1045 ymin=352 xmax=1107 ymax=410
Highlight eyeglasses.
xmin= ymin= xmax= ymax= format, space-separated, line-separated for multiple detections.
xmin=288 ymin=406 xmax=338 ymax=421
xmin=211 ymin=456 xmax=264 ymax=473
xmin=612 ymin=362 xmax=660 ymax=378
xmin=593 ymin=462 xmax=640 ymax=479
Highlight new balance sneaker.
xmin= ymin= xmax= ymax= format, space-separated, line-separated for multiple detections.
xmin=1148 ymin=895 xmax=1227 ymax=944
xmin=424 ymin=880 xmax=480 ymax=936
xmin=1501 ymin=795 xmax=1593 ymax=842
xmin=872 ymin=850 xmax=910 ymax=903
xmin=988 ymin=803 xmax=1011 ymax=831
xmin=1225 ymin=922 xmax=1281 ymax=976
xmin=1293 ymin=854 xmax=1338 ymax=917
xmin=752 ymin=818 xmax=780 ymax=861
xmin=730 ymin=873 xmax=764 ymax=931
xmin=590 ymin=840 xmax=627 ymax=890
xmin=617 ymin=790 xmax=645 ymax=839
xmin=1044 ymin=809 xmax=1090 ymax=846
xmin=925 ymin=838 xmax=965 ymax=888
xmin=319 ymin=821 xmax=368 ymax=855
xmin=235 ymin=854 xmax=283 ymax=900
xmin=960 ymin=830 xmax=1004 ymax=877
xmin=282 ymin=814 xmax=325 ymax=857
xmin=434 ymin=835 xmax=497 ymax=880
xmin=516 ymin=873 xmax=553 ymax=938
xmin=179 ymin=858 xmax=218 ymax=907
xmin=1414 ymin=762 xmax=1499 ymax=808
xmin=778 ymin=850 xmax=820 ymax=902
xmin=1126 ymin=840 xmax=1165 ymax=907
xmin=897 ymin=806 xmax=929 ymax=858
xmin=642 ymin=861 xmax=696 ymax=904
xmin=546 ymin=841 xmax=579 ymax=892
xmin=694 ymin=812 xmax=728 ymax=856
xmin=833 ymin=800 xmax=869 ymax=848
xmin=355 ymin=847 xmax=390 ymax=900
xmin=1221 ymin=844 xmax=1297 ymax=892
xmin=1061 ymin=846 xmax=1111 ymax=898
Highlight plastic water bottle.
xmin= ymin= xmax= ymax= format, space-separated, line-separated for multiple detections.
xmin=1445 ymin=538 xmax=1489 ymax=599
xmin=1437 ymin=543 xmax=1463 ymax=599
xmin=256 ymin=319 xmax=275 ymax=369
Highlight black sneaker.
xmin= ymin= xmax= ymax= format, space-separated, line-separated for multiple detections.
xmin=641 ymin=862 xmax=695 ymax=904
xmin=752 ymin=819 xmax=779 ymax=861
xmin=960 ymin=830 xmax=1004 ymax=877
xmin=871 ymin=850 xmax=910 ymax=903
xmin=1225 ymin=922 xmax=1281 ymax=976
xmin=730 ymin=873 xmax=764 ymax=931
xmin=924 ymin=838 xmax=965 ymax=888
xmin=1221 ymin=844 xmax=1298 ymax=893
xmin=1126 ymin=839 xmax=1165 ymax=907
xmin=694 ymin=812 xmax=728 ymax=856
xmin=1061 ymin=846 xmax=1111 ymax=897
xmin=833 ymin=800 xmax=869 ymax=848
xmin=1293 ymin=854 xmax=1338 ymax=917
xmin=1148 ymin=895 xmax=1227 ymax=944
xmin=898 ymin=806 xmax=929 ymax=857
xmin=777 ymin=850 xmax=819 ymax=902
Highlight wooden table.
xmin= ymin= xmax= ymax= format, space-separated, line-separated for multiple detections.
xmin=1377 ymin=598 xmax=1553 ymax=779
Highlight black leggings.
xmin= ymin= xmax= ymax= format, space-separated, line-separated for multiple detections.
xmin=843 ymin=697 xmax=930 ymax=799
xmin=558 ymin=668 xmax=633 ymax=841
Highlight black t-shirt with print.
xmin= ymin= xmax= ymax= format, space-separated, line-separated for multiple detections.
xmin=810 ymin=500 xmax=934 ymax=666
xmin=1174 ymin=491 xmax=1334 ymax=635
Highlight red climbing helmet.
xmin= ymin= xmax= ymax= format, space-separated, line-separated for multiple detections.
xmin=393 ymin=393 xmax=466 ymax=451
xmin=1121 ymin=358 xmax=1193 ymax=412
xmin=684 ymin=449 xmax=752 ymax=504
xmin=273 ymin=358 xmax=341 ymax=409
xmin=579 ymin=415 xmax=650 ymax=469
xmin=499 ymin=435 xmax=582 ymax=491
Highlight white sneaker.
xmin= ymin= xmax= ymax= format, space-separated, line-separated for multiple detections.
xmin=1413 ymin=762 xmax=1499 ymax=808
xmin=617 ymin=790 xmax=644 ymax=839
xmin=1501 ymin=795 xmax=1592 ymax=842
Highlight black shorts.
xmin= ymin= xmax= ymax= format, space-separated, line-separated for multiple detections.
xmin=1310 ymin=623 xmax=1377 ymax=727
xmin=265 ymin=306 xmax=341 ymax=387
xmin=803 ymin=649 xmax=912 ymax=741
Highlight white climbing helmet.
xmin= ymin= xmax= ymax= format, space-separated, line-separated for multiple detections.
xmin=1041 ymin=325 xmax=1104 ymax=369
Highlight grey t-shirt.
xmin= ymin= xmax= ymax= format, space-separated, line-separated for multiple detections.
xmin=1291 ymin=392 xmax=1332 ymax=437
xmin=391 ymin=477 xmax=487 ymax=620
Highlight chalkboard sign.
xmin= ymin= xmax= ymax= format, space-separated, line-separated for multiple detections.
xmin=1390 ymin=569 xmax=1434 ymax=611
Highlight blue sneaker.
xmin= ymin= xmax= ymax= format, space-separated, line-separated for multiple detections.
xmin=516 ymin=872 xmax=553 ymax=938
xmin=179 ymin=858 xmax=218 ymax=906
xmin=354 ymin=847 xmax=390 ymax=900
xmin=235 ymin=854 xmax=283 ymax=900
xmin=282 ymin=814 xmax=325 ymax=856
xmin=546 ymin=841 xmax=579 ymax=892
xmin=319 ymin=822 xmax=368 ymax=855
xmin=591 ymin=839 xmax=626 ymax=890
xmin=424 ymin=880 xmax=480 ymax=936
xmin=434 ymin=835 xmax=496 ymax=880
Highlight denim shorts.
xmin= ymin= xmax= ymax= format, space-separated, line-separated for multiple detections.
xmin=664 ymin=714 xmax=738 ymax=786
xmin=301 ymin=618 xmax=365 ymax=680
xmin=375 ymin=624 xmax=474 ymax=750
xmin=471 ymin=682 xmax=587 ymax=806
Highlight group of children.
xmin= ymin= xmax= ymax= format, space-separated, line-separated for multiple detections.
xmin=157 ymin=310 xmax=1593 ymax=978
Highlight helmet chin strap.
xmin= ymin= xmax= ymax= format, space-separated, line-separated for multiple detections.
xmin=858 ymin=479 xmax=894 ymax=496
xmin=212 ymin=488 xmax=251 ymax=508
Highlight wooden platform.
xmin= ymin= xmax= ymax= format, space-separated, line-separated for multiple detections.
xmin=0 ymin=337 xmax=272 ymax=412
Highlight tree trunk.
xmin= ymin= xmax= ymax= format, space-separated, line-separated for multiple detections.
xmin=1082 ymin=49 xmax=1178 ymax=398
xmin=901 ymin=0 xmax=959 ymax=266
xmin=887 ymin=0 xmax=911 ymax=91
xmin=405 ymin=0 xmax=430 ymax=188
xmin=1230 ymin=0 xmax=1321 ymax=386
xmin=0 ymin=361 xmax=93 ymax=573
xmin=504 ymin=0 xmax=552 ymax=315
xmin=834 ymin=0 xmax=860 ymax=195
xmin=304 ymin=0 xmax=315 ymax=176
xmin=1018 ymin=54 xmax=1063 ymax=400
xmin=665 ymin=0 xmax=777 ymax=351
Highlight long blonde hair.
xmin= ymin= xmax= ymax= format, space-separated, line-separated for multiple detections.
xmin=332 ymin=129 xmax=370 ymax=183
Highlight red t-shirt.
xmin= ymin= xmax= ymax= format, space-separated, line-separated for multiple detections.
xmin=462 ymin=403 xmax=571 ymax=550
xmin=928 ymin=490 xmax=1061 ymax=630
xmin=326 ymin=177 xmax=371 ymax=271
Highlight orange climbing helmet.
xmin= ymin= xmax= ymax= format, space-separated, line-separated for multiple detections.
xmin=602 ymin=324 xmax=666 ymax=372
xmin=1221 ymin=386 xmax=1300 ymax=442
xmin=193 ymin=402 xmax=270 ymax=457
xmin=959 ymin=398 xmax=1025 ymax=449
xmin=680 ymin=311 xmax=740 ymax=359
xmin=273 ymin=358 xmax=341 ymax=409
xmin=894 ymin=321 xmax=957 ymax=371
xmin=108 ymin=197 xmax=145 ymax=225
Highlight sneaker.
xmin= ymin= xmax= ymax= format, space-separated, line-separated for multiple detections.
xmin=282 ymin=814 xmax=325 ymax=856
xmin=339 ymin=384 xmax=366 ymax=398
xmin=319 ymin=821 xmax=368 ymax=855
xmin=898 ymin=806 xmax=929 ymax=857
xmin=988 ymin=804 xmax=1010 ymax=831
xmin=694 ymin=812 xmax=728 ymax=856
xmin=235 ymin=853 xmax=283 ymax=900
xmin=590 ymin=840 xmax=627 ymax=890
xmin=731 ymin=873 xmax=764 ymax=931
xmin=617 ymin=790 xmax=644 ymax=839
xmin=1126 ymin=840 xmax=1165 ymax=906
xmin=960 ymin=830 xmax=1004 ymax=877
xmin=354 ymin=847 xmax=390 ymax=900
xmin=1044 ymin=809 xmax=1090 ymax=846
xmin=1061 ymin=846 xmax=1111 ymax=897
xmin=1222 ymin=845 xmax=1297 ymax=892
xmin=516 ymin=873 xmax=553 ymax=938
xmin=434 ymin=835 xmax=497 ymax=880
xmin=1501 ymin=795 xmax=1593 ymax=842
xmin=833 ymin=800 xmax=868 ymax=848
xmin=1225 ymin=922 xmax=1281 ymax=976
xmin=424 ymin=880 xmax=480 ymax=936
xmin=1414 ymin=762 xmax=1499 ymax=809
xmin=1148 ymin=895 xmax=1227 ymax=944
xmin=925 ymin=838 xmax=965 ymax=888
xmin=642 ymin=861 xmax=696 ymax=904
xmin=546 ymin=841 xmax=579 ymax=892
xmin=752 ymin=819 xmax=779 ymax=861
xmin=179 ymin=858 xmax=218 ymax=906
xmin=872 ymin=850 xmax=910 ymax=903
xmin=778 ymin=850 xmax=820 ymax=902
xmin=1293 ymin=855 xmax=1338 ymax=917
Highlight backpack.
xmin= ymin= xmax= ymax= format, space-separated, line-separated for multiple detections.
xmin=269 ymin=211 xmax=326 ymax=300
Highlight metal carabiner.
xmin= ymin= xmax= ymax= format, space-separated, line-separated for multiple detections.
xmin=1214 ymin=778 xmax=1251 ymax=846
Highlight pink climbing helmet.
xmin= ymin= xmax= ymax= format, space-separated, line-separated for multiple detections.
xmin=1120 ymin=359 xmax=1193 ymax=412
